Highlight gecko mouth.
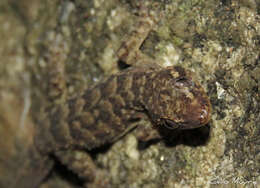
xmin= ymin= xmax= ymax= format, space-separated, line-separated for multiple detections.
xmin=162 ymin=110 xmax=210 ymax=130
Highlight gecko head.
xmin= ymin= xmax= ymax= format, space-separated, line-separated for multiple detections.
xmin=148 ymin=66 xmax=211 ymax=130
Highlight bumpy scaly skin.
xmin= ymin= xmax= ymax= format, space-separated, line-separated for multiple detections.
xmin=61 ymin=65 xmax=211 ymax=150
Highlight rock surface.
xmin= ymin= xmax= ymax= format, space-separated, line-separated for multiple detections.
xmin=0 ymin=0 xmax=259 ymax=187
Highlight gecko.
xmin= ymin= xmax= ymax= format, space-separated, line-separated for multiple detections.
xmin=35 ymin=2 xmax=212 ymax=187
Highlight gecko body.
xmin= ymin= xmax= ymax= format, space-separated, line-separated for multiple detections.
xmin=63 ymin=65 xmax=211 ymax=150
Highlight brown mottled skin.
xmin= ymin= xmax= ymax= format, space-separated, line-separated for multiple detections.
xmin=65 ymin=65 xmax=211 ymax=150
xmin=42 ymin=65 xmax=211 ymax=187
xmin=33 ymin=2 xmax=211 ymax=188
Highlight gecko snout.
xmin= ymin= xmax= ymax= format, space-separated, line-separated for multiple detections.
xmin=179 ymin=94 xmax=211 ymax=129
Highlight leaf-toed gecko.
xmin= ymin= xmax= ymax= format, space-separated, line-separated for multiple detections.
xmin=36 ymin=2 xmax=211 ymax=187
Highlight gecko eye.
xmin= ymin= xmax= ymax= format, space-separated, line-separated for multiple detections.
xmin=176 ymin=77 xmax=188 ymax=82
xmin=163 ymin=119 xmax=180 ymax=129
xmin=175 ymin=77 xmax=190 ymax=87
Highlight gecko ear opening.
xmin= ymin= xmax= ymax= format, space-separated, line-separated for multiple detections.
xmin=163 ymin=119 xmax=180 ymax=130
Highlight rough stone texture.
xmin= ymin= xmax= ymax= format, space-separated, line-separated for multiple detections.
xmin=0 ymin=0 xmax=259 ymax=187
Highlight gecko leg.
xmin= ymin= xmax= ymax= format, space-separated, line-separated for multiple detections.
xmin=55 ymin=150 xmax=110 ymax=188
xmin=117 ymin=1 xmax=160 ymax=67
xmin=135 ymin=123 xmax=162 ymax=142
xmin=133 ymin=114 xmax=162 ymax=142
